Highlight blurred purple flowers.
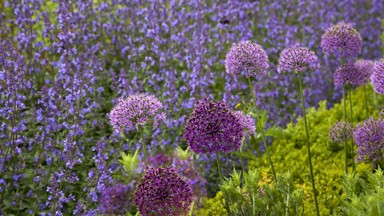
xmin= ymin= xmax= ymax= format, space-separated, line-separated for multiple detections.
xmin=321 ymin=22 xmax=362 ymax=57
xmin=234 ymin=111 xmax=256 ymax=138
xmin=354 ymin=118 xmax=384 ymax=164
xmin=225 ymin=41 xmax=269 ymax=78
xmin=334 ymin=64 xmax=366 ymax=88
xmin=109 ymin=93 xmax=166 ymax=133
xmin=355 ymin=59 xmax=375 ymax=85
xmin=329 ymin=121 xmax=354 ymax=143
xmin=371 ymin=58 xmax=384 ymax=95
xmin=134 ymin=167 xmax=193 ymax=216
xmin=184 ymin=99 xmax=244 ymax=154
xmin=100 ymin=183 xmax=133 ymax=215
xmin=277 ymin=45 xmax=320 ymax=73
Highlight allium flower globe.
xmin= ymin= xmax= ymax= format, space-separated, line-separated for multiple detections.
xmin=277 ymin=45 xmax=319 ymax=73
xmin=354 ymin=118 xmax=384 ymax=163
xmin=334 ymin=64 xmax=366 ymax=87
xmin=234 ymin=111 xmax=256 ymax=138
xmin=371 ymin=58 xmax=384 ymax=95
xmin=134 ymin=167 xmax=193 ymax=216
xmin=321 ymin=22 xmax=362 ymax=57
xmin=184 ymin=99 xmax=245 ymax=154
xmin=100 ymin=183 xmax=133 ymax=215
xmin=355 ymin=59 xmax=375 ymax=84
xmin=109 ymin=93 xmax=166 ymax=133
xmin=225 ymin=40 xmax=269 ymax=78
xmin=329 ymin=122 xmax=354 ymax=143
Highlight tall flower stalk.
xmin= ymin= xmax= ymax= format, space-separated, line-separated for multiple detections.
xmin=278 ymin=45 xmax=320 ymax=216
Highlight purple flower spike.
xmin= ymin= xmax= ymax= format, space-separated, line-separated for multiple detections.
xmin=234 ymin=111 xmax=256 ymax=138
xmin=134 ymin=167 xmax=193 ymax=216
xmin=184 ymin=99 xmax=245 ymax=154
xmin=225 ymin=40 xmax=269 ymax=78
xmin=334 ymin=64 xmax=366 ymax=88
xmin=329 ymin=122 xmax=354 ymax=143
xmin=371 ymin=58 xmax=384 ymax=95
xmin=277 ymin=45 xmax=320 ymax=73
xmin=354 ymin=118 xmax=384 ymax=163
xmin=109 ymin=93 xmax=166 ymax=133
xmin=321 ymin=22 xmax=362 ymax=57
xmin=355 ymin=59 xmax=375 ymax=85
xmin=100 ymin=183 xmax=133 ymax=215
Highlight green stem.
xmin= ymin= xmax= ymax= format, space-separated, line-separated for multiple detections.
xmin=216 ymin=151 xmax=223 ymax=184
xmin=348 ymin=86 xmax=356 ymax=172
xmin=248 ymin=77 xmax=277 ymax=181
xmin=298 ymin=73 xmax=319 ymax=216
xmin=343 ymin=87 xmax=348 ymax=174
xmin=139 ymin=126 xmax=148 ymax=163
xmin=239 ymin=145 xmax=245 ymax=187
xmin=363 ymin=85 xmax=369 ymax=118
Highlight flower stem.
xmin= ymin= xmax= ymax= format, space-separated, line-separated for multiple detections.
xmin=298 ymin=73 xmax=319 ymax=216
xmin=216 ymin=151 xmax=223 ymax=184
xmin=363 ymin=85 xmax=369 ymax=118
xmin=343 ymin=87 xmax=348 ymax=174
xmin=348 ymin=85 xmax=356 ymax=172
xmin=239 ymin=145 xmax=245 ymax=187
xmin=248 ymin=77 xmax=277 ymax=181
xmin=139 ymin=126 xmax=148 ymax=163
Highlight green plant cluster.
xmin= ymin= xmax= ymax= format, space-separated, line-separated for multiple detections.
xmin=194 ymin=191 xmax=228 ymax=216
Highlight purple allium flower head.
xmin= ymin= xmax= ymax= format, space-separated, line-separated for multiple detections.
xmin=355 ymin=59 xmax=375 ymax=85
xmin=277 ymin=45 xmax=320 ymax=73
xmin=371 ymin=58 xmax=384 ymax=95
xmin=100 ymin=183 xmax=133 ymax=215
xmin=134 ymin=167 xmax=193 ymax=216
xmin=225 ymin=40 xmax=269 ymax=78
xmin=109 ymin=93 xmax=165 ymax=133
xmin=184 ymin=99 xmax=245 ymax=154
xmin=334 ymin=64 xmax=366 ymax=87
xmin=321 ymin=22 xmax=362 ymax=57
xmin=354 ymin=118 xmax=384 ymax=163
xmin=233 ymin=111 xmax=256 ymax=138
xmin=329 ymin=121 xmax=354 ymax=143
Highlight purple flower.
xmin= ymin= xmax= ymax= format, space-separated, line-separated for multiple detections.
xmin=329 ymin=121 xmax=354 ymax=143
xmin=134 ymin=167 xmax=193 ymax=216
xmin=109 ymin=93 xmax=165 ymax=133
xmin=225 ymin=41 xmax=269 ymax=78
xmin=233 ymin=111 xmax=256 ymax=138
xmin=184 ymin=99 xmax=245 ymax=154
xmin=354 ymin=118 xmax=384 ymax=163
xmin=99 ymin=183 xmax=133 ymax=215
xmin=355 ymin=59 xmax=375 ymax=85
xmin=334 ymin=64 xmax=366 ymax=87
xmin=371 ymin=58 xmax=384 ymax=95
xmin=277 ymin=45 xmax=320 ymax=73
xmin=321 ymin=22 xmax=362 ymax=57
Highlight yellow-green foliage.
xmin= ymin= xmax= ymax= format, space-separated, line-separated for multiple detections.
xmin=194 ymin=191 xmax=228 ymax=216
xmin=249 ymin=86 xmax=384 ymax=215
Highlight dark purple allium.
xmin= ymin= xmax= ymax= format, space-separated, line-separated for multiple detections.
xmin=109 ymin=93 xmax=166 ymax=133
xmin=134 ymin=167 xmax=193 ymax=216
xmin=329 ymin=122 xmax=354 ymax=143
xmin=355 ymin=59 xmax=375 ymax=85
xmin=184 ymin=99 xmax=245 ymax=154
xmin=321 ymin=22 xmax=362 ymax=57
xmin=234 ymin=111 xmax=256 ymax=138
xmin=354 ymin=118 xmax=384 ymax=163
xmin=334 ymin=64 xmax=366 ymax=87
xmin=371 ymin=58 xmax=384 ymax=95
xmin=277 ymin=45 xmax=320 ymax=73
xmin=100 ymin=183 xmax=133 ymax=215
xmin=225 ymin=40 xmax=269 ymax=78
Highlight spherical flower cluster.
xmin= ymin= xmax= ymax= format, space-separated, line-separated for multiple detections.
xmin=134 ymin=167 xmax=193 ymax=216
xmin=184 ymin=99 xmax=245 ymax=154
xmin=225 ymin=40 xmax=269 ymax=78
xmin=329 ymin=121 xmax=354 ymax=143
xmin=334 ymin=64 xmax=366 ymax=87
xmin=109 ymin=93 xmax=166 ymax=133
xmin=234 ymin=111 xmax=256 ymax=138
xmin=355 ymin=59 xmax=375 ymax=85
xmin=277 ymin=45 xmax=320 ymax=73
xmin=100 ymin=183 xmax=133 ymax=215
xmin=371 ymin=58 xmax=384 ymax=95
xmin=354 ymin=118 xmax=384 ymax=163
xmin=321 ymin=22 xmax=362 ymax=57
